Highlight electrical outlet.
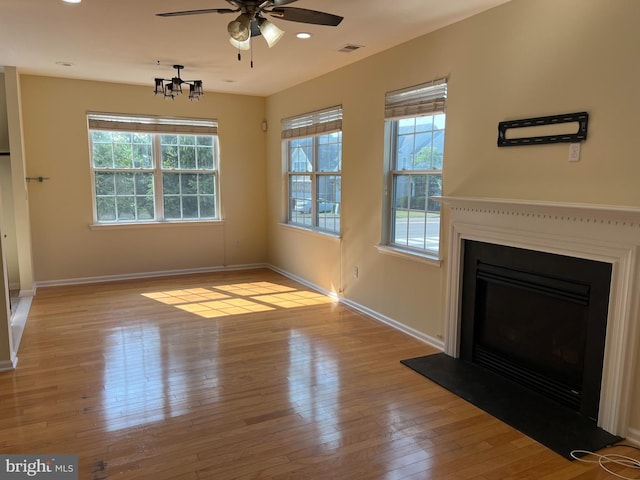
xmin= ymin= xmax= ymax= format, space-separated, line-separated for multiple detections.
xmin=569 ymin=143 xmax=581 ymax=162
xmin=352 ymin=266 xmax=359 ymax=279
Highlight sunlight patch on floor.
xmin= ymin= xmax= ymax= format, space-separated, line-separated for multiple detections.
xmin=142 ymin=281 xmax=334 ymax=318
xmin=142 ymin=288 xmax=231 ymax=305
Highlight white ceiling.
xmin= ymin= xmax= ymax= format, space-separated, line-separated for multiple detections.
xmin=0 ymin=0 xmax=511 ymax=97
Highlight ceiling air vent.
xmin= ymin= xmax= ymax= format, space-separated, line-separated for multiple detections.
xmin=338 ymin=44 xmax=364 ymax=53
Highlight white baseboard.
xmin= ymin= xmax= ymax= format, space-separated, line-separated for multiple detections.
xmin=268 ymin=265 xmax=340 ymax=300
xmin=340 ymin=298 xmax=445 ymax=350
xmin=0 ymin=355 xmax=17 ymax=372
xmin=269 ymin=265 xmax=444 ymax=351
xmin=19 ymin=288 xmax=36 ymax=297
xmin=35 ymin=263 xmax=268 ymax=288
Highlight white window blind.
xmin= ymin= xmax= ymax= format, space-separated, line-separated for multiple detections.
xmin=87 ymin=113 xmax=218 ymax=135
xmin=385 ymin=78 xmax=447 ymax=120
xmin=281 ymin=105 xmax=343 ymax=140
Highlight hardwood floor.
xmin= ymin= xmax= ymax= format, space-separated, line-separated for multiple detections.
xmin=0 ymin=269 xmax=636 ymax=479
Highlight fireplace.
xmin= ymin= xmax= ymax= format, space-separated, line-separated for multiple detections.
xmin=438 ymin=196 xmax=640 ymax=437
xmin=460 ymin=240 xmax=611 ymax=422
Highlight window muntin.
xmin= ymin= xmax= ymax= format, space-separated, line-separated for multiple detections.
xmin=384 ymin=79 xmax=446 ymax=257
xmin=283 ymin=106 xmax=342 ymax=235
xmin=286 ymin=132 xmax=342 ymax=233
xmin=89 ymin=116 xmax=219 ymax=224
xmin=160 ymin=135 xmax=217 ymax=220
xmin=389 ymin=114 xmax=444 ymax=254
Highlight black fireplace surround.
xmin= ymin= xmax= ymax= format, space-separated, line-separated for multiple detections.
xmin=461 ymin=240 xmax=612 ymax=422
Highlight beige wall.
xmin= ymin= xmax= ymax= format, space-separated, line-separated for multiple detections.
xmin=20 ymin=75 xmax=267 ymax=282
xmin=265 ymin=0 xmax=640 ymax=432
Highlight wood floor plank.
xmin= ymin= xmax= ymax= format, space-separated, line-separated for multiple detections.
xmin=0 ymin=269 xmax=635 ymax=479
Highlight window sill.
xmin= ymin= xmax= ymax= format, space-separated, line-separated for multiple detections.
xmin=279 ymin=222 xmax=341 ymax=240
xmin=90 ymin=220 xmax=224 ymax=231
xmin=376 ymin=244 xmax=442 ymax=267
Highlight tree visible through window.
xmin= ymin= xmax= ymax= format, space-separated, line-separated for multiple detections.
xmin=88 ymin=114 xmax=219 ymax=224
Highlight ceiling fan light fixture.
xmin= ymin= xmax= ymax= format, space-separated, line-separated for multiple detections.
xmin=156 ymin=3 xmax=344 ymax=63
xmin=228 ymin=13 xmax=251 ymax=41
xmin=229 ymin=36 xmax=251 ymax=50
xmin=258 ymin=18 xmax=285 ymax=48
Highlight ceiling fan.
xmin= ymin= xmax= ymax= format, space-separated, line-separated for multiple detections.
xmin=157 ymin=0 xmax=343 ymax=63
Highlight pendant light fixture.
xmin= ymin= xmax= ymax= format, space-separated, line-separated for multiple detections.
xmin=153 ymin=65 xmax=203 ymax=101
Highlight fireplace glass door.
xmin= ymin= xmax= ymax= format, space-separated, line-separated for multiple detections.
xmin=461 ymin=241 xmax=611 ymax=422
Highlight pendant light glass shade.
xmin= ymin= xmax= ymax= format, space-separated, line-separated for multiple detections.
xmin=164 ymin=83 xmax=175 ymax=99
xmin=189 ymin=81 xmax=204 ymax=101
xmin=171 ymin=77 xmax=183 ymax=95
xmin=154 ymin=78 xmax=165 ymax=96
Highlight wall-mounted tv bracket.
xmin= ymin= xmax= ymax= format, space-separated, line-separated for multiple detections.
xmin=497 ymin=112 xmax=588 ymax=147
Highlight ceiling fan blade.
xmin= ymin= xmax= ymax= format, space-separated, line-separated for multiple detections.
xmin=156 ymin=8 xmax=237 ymax=17
xmin=269 ymin=7 xmax=343 ymax=26
xmin=270 ymin=0 xmax=299 ymax=5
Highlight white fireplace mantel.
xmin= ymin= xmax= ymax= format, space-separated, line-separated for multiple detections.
xmin=436 ymin=196 xmax=640 ymax=437
xmin=437 ymin=196 xmax=640 ymax=224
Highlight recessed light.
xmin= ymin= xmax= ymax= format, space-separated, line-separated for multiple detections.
xmin=296 ymin=32 xmax=312 ymax=39
xmin=62 ymin=0 xmax=81 ymax=3
xmin=55 ymin=61 xmax=74 ymax=67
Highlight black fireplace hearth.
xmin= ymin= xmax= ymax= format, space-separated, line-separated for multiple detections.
xmin=460 ymin=240 xmax=612 ymax=422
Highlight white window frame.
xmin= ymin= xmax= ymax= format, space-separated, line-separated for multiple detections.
xmin=282 ymin=106 xmax=343 ymax=235
xmin=87 ymin=113 xmax=220 ymax=225
xmin=383 ymin=78 xmax=447 ymax=258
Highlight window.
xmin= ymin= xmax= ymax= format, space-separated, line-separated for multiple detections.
xmin=283 ymin=106 xmax=342 ymax=235
xmin=88 ymin=114 xmax=219 ymax=224
xmin=384 ymin=78 xmax=447 ymax=257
